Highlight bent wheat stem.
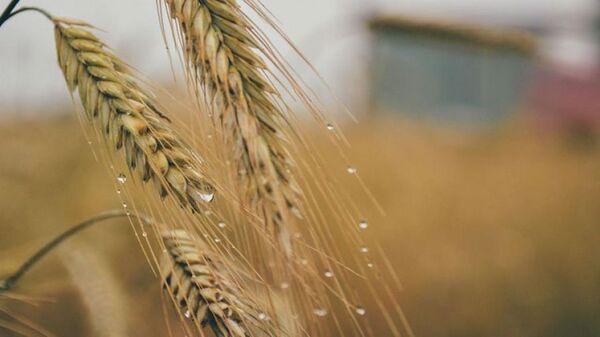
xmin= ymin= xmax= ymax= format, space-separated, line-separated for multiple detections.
xmin=0 ymin=210 xmax=152 ymax=292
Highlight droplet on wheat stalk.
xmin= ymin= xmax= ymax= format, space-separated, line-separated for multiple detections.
xmin=324 ymin=270 xmax=334 ymax=278
xmin=326 ymin=123 xmax=335 ymax=131
xmin=313 ymin=308 xmax=328 ymax=317
xmin=355 ymin=306 xmax=366 ymax=316
xmin=358 ymin=220 xmax=368 ymax=230
xmin=218 ymin=222 xmax=226 ymax=228
xmin=192 ymin=190 xmax=215 ymax=203
xmin=117 ymin=173 xmax=127 ymax=184
xmin=258 ymin=312 xmax=269 ymax=321
xmin=347 ymin=166 xmax=358 ymax=174
xmin=184 ymin=310 xmax=191 ymax=318
xmin=360 ymin=246 xmax=369 ymax=253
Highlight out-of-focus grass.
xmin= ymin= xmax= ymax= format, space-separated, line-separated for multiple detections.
xmin=338 ymin=119 xmax=600 ymax=337
xmin=0 ymin=115 xmax=598 ymax=337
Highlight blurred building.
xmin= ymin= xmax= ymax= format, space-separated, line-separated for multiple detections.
xmin=369 ymin=15 xmax=537 ymax=125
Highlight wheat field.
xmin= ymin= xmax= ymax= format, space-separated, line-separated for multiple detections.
xmin=1 ymin=1 xmax=599 ymax=336
xmin=0 ymin=114 xmax=598 ymax=337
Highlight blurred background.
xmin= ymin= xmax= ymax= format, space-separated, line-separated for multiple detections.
xmin=1 ymin=0 xmax=599 ymax=336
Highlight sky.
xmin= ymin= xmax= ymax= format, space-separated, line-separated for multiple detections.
xmin=0 ymin=0 xmax=598 ymax=115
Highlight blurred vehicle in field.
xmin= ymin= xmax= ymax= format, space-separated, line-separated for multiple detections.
xmin=528 ymin=64 xmax=600 ymax=130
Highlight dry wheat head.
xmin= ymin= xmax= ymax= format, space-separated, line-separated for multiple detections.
xmin=164 ymin=0 xmax=302 ymax=255
xmin=54 ymin=18 xmax=215 ymax=212
xmin=160 ymin=229 xmax=277 ymax=337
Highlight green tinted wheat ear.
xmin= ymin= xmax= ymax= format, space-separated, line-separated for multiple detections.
xmin=161 ymin=229 xmax=276 ymax=337
xmin=164 ymin=0 xmax=302 ymax=255
xmin=53 ymin=18 xmax=215 ymax=211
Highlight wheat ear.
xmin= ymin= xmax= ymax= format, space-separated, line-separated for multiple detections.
xmin=161 ymin=229 xmax=275 ymax=337
xmin=54 ymin=18 xmax=215 ymax=211
xmin=164 ymin=0 xmax=302 ymax=254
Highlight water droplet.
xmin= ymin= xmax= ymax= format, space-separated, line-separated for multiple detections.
xmin=293 ymin=232 xmax=302 ymax=239
xmin=367 ymin=263 xmax=374 ymax=268
xmin=324 ymin=270 xmax=334 ymax=278
xmin=280 ymin=282 xmax=290 ymax=289
xmin=360 ymin=246 xmax=369 ymax=253
xmin=125 ymin=211 xmax=131 ymax=216
xmin=117 ymin=174 xmax=127 ymax=184
xmin=214 ymin=237 xmax=221 ymax=243
xmin=355 ymin=306 xmax=366 ymax=316
xmin=300 ymin=258 xmax=309 ymax=265
xmin=87 ymin=140 xmax=93 ymax=145
xmin=313 ymin=308 xmax=328 ymax=317
xmin=142 ymin=231 xmax=147 ymax=238
xmin=193 ymin=190 xmax=215 ymax=203
xmin=258 ymin=312 xmax=269 ymax=321
xmin=122 ymin=202 xmax=128 ymax=209
xmin=218 ymin=222 xmax=226 ymax=229
xmin=326 ymin=123 xmax=334 ymax=131
xmin=184 ymin=310 xmax=191 ymax=318
xmin=358 ymin=220 xmax=368 ymax=230
xmin=116 ymin=189 xmax=121 ymax=194
xmin=347 ymin=166 xmax=357 ymax=174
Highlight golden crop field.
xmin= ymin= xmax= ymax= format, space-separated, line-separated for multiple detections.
xmin=1 ymin=115 xmax=598 ymax=337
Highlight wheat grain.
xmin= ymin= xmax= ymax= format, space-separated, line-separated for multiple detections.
xmin=53 ymin=18 xmax=215 ymax=212
xmin=160 ymin=229 xmax=275 ymax=337
xmin=164 ymin=0 xmax=302 ymax=255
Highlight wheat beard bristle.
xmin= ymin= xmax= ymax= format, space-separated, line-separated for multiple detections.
xmin=160 ymin=229 xmax=272 ymax=337
xmin=53 ymin=18 xmax=216 ymax=212
xmin=165 ymin=0 xmax=303 ymax=255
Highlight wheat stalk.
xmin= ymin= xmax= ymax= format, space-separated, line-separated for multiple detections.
xmin=164 ymin=0 xmax=302 ymax=255
xmin=160 ymin=229 xmax=276 ymax=337
xmin=53 ymin=17 xmax=216 ymax=212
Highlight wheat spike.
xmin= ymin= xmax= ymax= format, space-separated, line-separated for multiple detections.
xmin=53 ymin=18 xmax=215 ymax=211
xmin=165 ymin=0 xmax=302 ymax=254
xmin=160 ymin=229 xmax=275 ymax=337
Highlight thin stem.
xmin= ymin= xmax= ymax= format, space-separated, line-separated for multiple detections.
xmin=0 ymin=0 xmax=21 ymax=28
xmin=0 ymin=210 xmax=154 ymax=292
xmin=0 ymin=4 xmax=54 ymax=29
xmin=7 ymin=6 xmax=53 ymax=21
